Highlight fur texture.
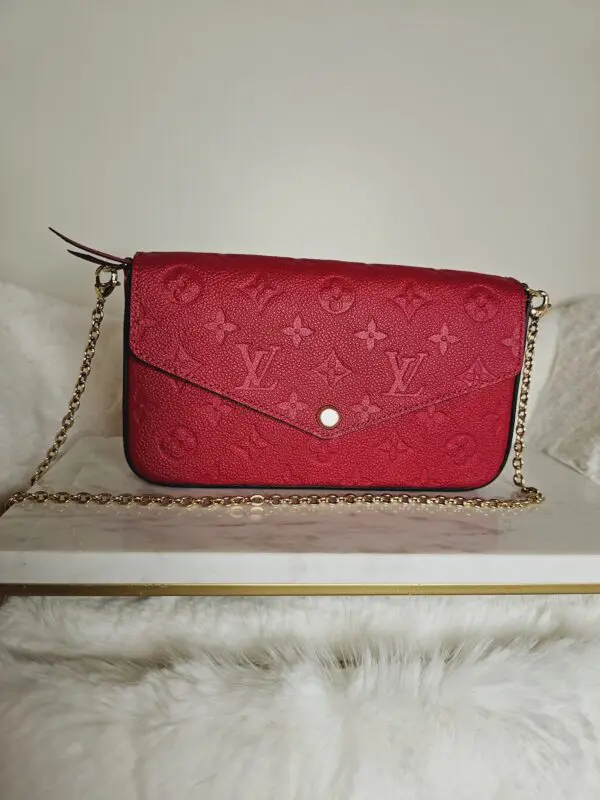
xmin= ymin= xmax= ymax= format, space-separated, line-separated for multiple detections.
xmin=2 ymin=595 xmax=600 ymax=799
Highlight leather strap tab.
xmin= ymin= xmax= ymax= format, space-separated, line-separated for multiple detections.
xmin=66 ymin=249 xmax=124 ymax=267
xmin=49 ymin=227 xmax=130 ymax=265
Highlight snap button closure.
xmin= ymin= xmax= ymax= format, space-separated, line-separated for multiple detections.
xmin=318 ymin=407 xmax=341 ymax=429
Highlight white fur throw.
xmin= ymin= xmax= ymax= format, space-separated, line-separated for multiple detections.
xmin=2 ymin=595 xmax=600 ymax=799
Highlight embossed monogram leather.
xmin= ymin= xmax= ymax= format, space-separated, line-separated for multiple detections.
xmin=124 ymin=252 xmax=527 ymax=489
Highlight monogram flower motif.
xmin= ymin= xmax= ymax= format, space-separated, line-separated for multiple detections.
xmin=446 ymin=434 xmax=476 ymax=465
xmin=501 ymin=327 xmax=521 ymax=358
xmin=159 ymin=425 xmax=198 ymax=460
xmin=204 ymin=309 xmax=237 ymax=344
xmin=239 ymin=274 xmax=282 ymax=311
xmin=351 ymin=395 xmax=381 ymax=423
xmin=428 ymin=323 xmax=458 ymax=355
xmin=173 ymin=343 xmax=202 ymax=380
xmin=232 ymin=426 xmax=270 ymax=461
xmin=354 ymin=319 xmax=387 ymax=351
xmin=459 ymin=358 xmax=494 ymax=388
xmin=313 ymin=350 xmax=352 ymax=387
xmin=166 ymin=375 xmax=190 ymax=397
xmin=131 ymin=302 xmax=156 ymax=340
xmin=319 ymin=277 xmax=355 ymax=314
xmin=283 ymin=316 xmax=313 ymax=347
xmin=392 ymin=282 xmax=431 ymax=320
xmin=416 ymin=405 xmax=447 ymax=431
xmin=465 ymin=287 xmax=498 ymax=323
xmin=164 ymin=266 xmax=203 ymax=304
xmin=277 ymin=392 xmax=308 ymax=420
xmin=308 ymin=439 xmax=341 ymax=465
xmin=204 ymin=396 xmax=233 ymax=425
xmin=377 ymin=431 xmax=412 ymax=461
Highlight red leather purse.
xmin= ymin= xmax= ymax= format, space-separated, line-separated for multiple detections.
xmin=7 ymin=231 xmax=550 ymax=512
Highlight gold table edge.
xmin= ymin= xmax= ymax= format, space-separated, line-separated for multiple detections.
xmin=2 ymin=583 xmax=600 ymax=596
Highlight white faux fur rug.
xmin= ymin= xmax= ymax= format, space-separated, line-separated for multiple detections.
xmin=2 ymin=594 xmax=600 ymax=799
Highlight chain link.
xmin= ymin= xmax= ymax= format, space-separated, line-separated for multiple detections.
xmin=4 ymin=270 xmax=550 ymax=513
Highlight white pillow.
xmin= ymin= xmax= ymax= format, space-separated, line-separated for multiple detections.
xmin=0 ymin=281 xmax=121 ymax=504
xmin=529 ymin=296 xmax=600 ymax=484
xmin=526 ymin=308 xmax=559 ymax=421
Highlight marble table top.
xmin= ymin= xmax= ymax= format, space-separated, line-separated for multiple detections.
xmin=1 ymin=437 xmax=599 ymax=595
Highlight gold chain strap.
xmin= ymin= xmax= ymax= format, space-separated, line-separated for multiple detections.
xmin=5 ymin=267 xmax=550 ymax=512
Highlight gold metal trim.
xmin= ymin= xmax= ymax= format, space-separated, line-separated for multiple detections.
xmin=2 ymin=584 xmax=600 ymax=597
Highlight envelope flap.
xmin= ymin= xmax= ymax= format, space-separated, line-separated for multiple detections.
xmin=127 ymin=252 xmax=527 ymax=440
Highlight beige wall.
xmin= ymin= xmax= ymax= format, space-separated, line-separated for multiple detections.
xmin=0 ymin=0 xmax=598 ymax=305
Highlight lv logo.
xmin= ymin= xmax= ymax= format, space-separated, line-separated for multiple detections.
xmin=235 ymin=344 xmax=280 ymax=390
xmin=385 ymin=352 xmax=427 ymax=397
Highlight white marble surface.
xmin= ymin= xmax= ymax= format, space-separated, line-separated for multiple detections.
xmin=1 ymin=437 xmax=600 ymax=592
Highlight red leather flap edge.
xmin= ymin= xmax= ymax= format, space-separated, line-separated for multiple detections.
xmin=127 ymin=252 xmax=527 ymax=440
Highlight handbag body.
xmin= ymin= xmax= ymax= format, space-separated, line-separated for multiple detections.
xmin=5 ymin=231 xmax=550 ymax=512
xmin=125 ymin=251 xmax=527 ymax=491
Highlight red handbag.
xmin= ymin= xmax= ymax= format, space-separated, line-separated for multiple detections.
xmin=7 ymin=231 xmax=550 ymax=512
